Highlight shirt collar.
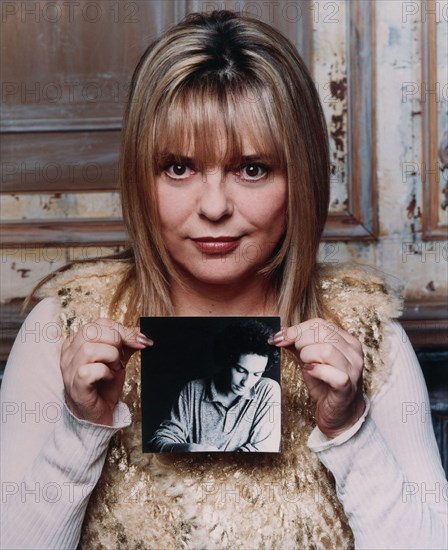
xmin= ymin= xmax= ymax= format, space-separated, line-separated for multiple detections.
xmin=205 ymin=378 xmax=256 ymax=404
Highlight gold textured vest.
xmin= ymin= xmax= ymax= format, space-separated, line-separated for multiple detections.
xmin=40 ymin=261 xmax=402 ymax=549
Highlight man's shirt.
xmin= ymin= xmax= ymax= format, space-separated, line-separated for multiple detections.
xmin=149 ymin=376 xmax=281 ymax=452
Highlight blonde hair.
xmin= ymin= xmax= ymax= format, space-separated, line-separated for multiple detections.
xmin=117 ymin=9 xmax=330 ymax=324
xmin=31 ymin=10 xmax=331 ymax=325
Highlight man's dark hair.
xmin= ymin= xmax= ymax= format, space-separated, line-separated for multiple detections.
xmin=213 ymin=320 xmax=279 ymax=372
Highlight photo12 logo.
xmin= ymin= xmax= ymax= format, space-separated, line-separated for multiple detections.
xmin=203 ymin=1 xmax=340 ymax=24
xmin=1 ymin=2 xmax=140 ymax=24
xmin=402 ymin=1 xmax=448 ymax=23
xmin=402 ymin=242 xmax=448 ymax=263
xmin=402 ymin=82 xmax=448 ymax=104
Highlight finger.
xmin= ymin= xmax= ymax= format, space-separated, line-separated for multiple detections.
xmin=122 ymin=329 xmax=154 ymax=351
xmin=74 ymin=342 xmax=124 ymax=373
xmin=62 ymin=326 xmax=80 ymax=354
xmin=270 ymin=319 xmax=361 ymax=361
xmin=64 ymin=320 xmax=153 ymax=360
xmin=79 ymin=320 xmax=148 ymax=348
xmin=300 ymin=343 xmax=352 ymax=375
xmin=62 ymin=321 xmax=117 ymax=359
xmin=309 ymin=320 xmax=364 ymax=367
xmin=269 ymin=321 xmax=337 ymax=348
xmin=82 ymin=319 xmax=139 ymax=347
xmin=61 ymin=332 xmax=73 ymax=352
xmin=93 ymin=320 xmax=154 ymax=349
xmin=300 ymin=321 xmax=364 ymax=366
xmin=75 ymin=362 xmax=118 ymax=390
xmin=293 ymin=320 xmax=346 ymax=348
xmin=302 ymin=363 xmax=351 ymax=392
xmin=94 ymin=322 xmax=153 ymax=366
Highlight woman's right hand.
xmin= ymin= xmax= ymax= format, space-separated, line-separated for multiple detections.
xmin=60 ymin=318 xmax=153 ymax=426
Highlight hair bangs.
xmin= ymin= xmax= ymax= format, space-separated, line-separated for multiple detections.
xmin=151 ymin=80 xmax=287 ymax=175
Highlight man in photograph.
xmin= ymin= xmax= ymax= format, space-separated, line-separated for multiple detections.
xmin=149 ymin=320 xmax=281 ymax=452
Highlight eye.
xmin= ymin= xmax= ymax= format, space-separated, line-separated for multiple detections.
xmin=163 ymin=163 xmax=195 ymax=181
xmin=236 ymin=366 xmax=245 ymax=373
xmin=239 ymin=163 xmax=271 ymax=182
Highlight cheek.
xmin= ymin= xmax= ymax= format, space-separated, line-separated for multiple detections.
xmin=157 ymin=187 xmax=191 ymax=229
xmin=266 ymin=198 xmax=286 ymax=228
xmin=243 ymin=184 xmax=287 ymax=229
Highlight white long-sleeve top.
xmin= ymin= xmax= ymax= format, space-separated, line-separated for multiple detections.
xmin=1 ymin=298 xmax=447 ymax=549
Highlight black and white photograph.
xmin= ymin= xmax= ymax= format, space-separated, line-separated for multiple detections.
xmin=140 ymin=317 xmax=281 ymax=453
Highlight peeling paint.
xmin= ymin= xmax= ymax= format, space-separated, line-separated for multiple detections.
xmin=439 ymin=132 xmax=448 ymax=168
xmin=331 ymin=198 xmax=339 ymax=209
xmin=1 ymin=192 xmax=122 ymax=220
xmin=426 ymin=281 xmax=436 ymax=292
xmin=406 ymin=194 xmax=422 ymax=219
xmin=314 ymin=1 xmax=348 ymax=214
xmin=388 ymin=27 xmax=401 ymax=46
xmin=16 ymin=269 xmax=31 ymax=278
xmin=442 ymin=183 xmax=448 ymax=211
xmin=10 ymin=261 xmax=32 ymax=279
xmin=327 ymin=64 xmax=348 ymax=212
xmin=330 ymin=112 xmax=345 ymax=152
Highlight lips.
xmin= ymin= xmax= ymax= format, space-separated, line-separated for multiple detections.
xmin=192 ymin=236 xmax=241 ymax=254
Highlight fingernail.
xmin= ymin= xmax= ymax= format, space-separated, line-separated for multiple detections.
xmin=268 ymin=331 xmax=284 ymax=345
xmin=137 ymin=333 xmax=154 ymax=346
xmin=302 ymin=363 xmax=315 ymax=370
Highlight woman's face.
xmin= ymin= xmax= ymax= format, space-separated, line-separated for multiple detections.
xmin=156 ymin=129 xmax=287 ymax=287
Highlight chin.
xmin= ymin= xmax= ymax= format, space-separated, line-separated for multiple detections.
xmin=190 ymin=266 xmax=257 ymax=286
xmin=177 ymin=259 xmax=260 ymax=286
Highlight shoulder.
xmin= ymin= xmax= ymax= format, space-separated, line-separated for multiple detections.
xmin=374 ymin=319 xmax=426 ymax=401
xmin=37 ymin=259 xmax=129 ymax=300
xmin=317 ymin=262 xmax=403 ymax=322
xmin=7 ymin=296 xmax=64 ymax=359
xmin=2 ymin=296 xmax=65 ymax=415
xmin=317 ymin=262 xmax=403 ymax=337
xmin=257 ymin=376 xmax=280 ymax=397
xmin=35 ymin=259 xmax=131 ymax=332
xmin=184 ymin=378 xmax=206 ymax=391
xmin=181 ymin=378 xmax=207 ymax=397
xmin=24 ymin=295 xmax=62 ymax=324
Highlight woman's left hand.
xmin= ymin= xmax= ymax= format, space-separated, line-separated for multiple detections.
xmin=269 ymin=318 xmax=366 ymax=439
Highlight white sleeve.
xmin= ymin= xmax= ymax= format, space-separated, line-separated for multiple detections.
xmin=307 ymin=320 xmax=448 ymax=550
xmin=0 ymin=298 xmax=131 ymax=550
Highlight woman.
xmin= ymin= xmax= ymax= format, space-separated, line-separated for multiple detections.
xmin=1 ymin=10 xmax=446 ymax=549
xmin=149 ymin=320 xmax=281 ymax=452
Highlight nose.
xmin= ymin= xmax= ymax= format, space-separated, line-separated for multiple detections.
xmin=240 ymin=375 xmax=248 ymax=387
xmin=197 ymin=169 xmax=233 ymax=221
